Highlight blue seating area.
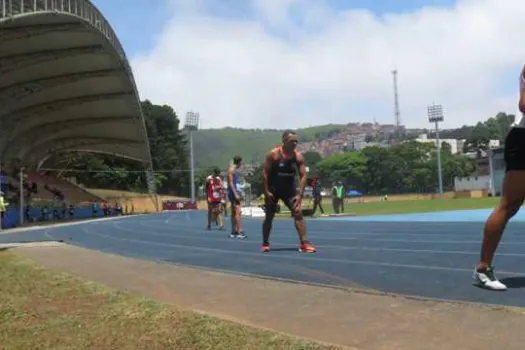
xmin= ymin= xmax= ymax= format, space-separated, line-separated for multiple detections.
xmin=1 ymin=204 xmax=121 ymax=229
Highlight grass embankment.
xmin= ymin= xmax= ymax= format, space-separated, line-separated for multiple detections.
xmin=0 ymin=250 xmax=339 ymax=350
xmin=87 ymin=188 xmax=185 ymax=200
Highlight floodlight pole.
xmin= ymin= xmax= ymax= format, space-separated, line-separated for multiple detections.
xmin=435 ymin=121 xmax=443 ymax=195
xmin=427 ymin=104 xmax=444 ymax=195
xmin=190 ymin=130 xmax=195 ymax=201
xmin=184 ymin=111 xmax=200 ymax=202
xmin=19 ymin=167 xmax=24 ymax=226
xmin=487 ymin=148 xmax=496 ymax=197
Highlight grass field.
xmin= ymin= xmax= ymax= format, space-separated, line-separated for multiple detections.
xmin=87 ymin=188 xmax=184 ymax=200
xmin=328 ymin=197 xmax=500 ymax=216
xmin=274 ymin=197 xmax=501 ymax=217
xmin=0 ymin=250 xmax=339 ymax=350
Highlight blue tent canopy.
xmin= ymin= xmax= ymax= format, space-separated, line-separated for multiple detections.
xmin=347 ymin=190 xmax=362 ymax=197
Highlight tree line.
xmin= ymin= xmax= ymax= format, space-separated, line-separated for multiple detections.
xmin=314 ymin=141 xmax=475 ymax=194
xmin=245 ymin=141 xmax=476 ymax=196
xmin=59 ymin=100 xmax=190 ymax=196
xmin=244 ymin=112 xmax=516 ymax=196
xmin=56 ymin=105 xmax=514 ymax=197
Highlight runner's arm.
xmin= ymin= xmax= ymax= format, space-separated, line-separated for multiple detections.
xmin=520 ymin=65 xmax=525 ymax=114
xmin=205 ymin=176 xmax=211 ymax=202
xmin=227 ymin=166 xmax=238 ymax=197
xmin=262 ymin=151 xmax=274 ymax=196
xmin=296 ymin=153 xmax=307 ymax=198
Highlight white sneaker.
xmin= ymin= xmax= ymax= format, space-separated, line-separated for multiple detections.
xmin=473 ymin=267 xmax=507 ymax=291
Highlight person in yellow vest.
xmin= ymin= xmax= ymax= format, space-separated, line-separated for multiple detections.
xmin=0 ymin=191 xmax=6 ymax=229
xmin=331 ymin=181 xmax=345 ymax=214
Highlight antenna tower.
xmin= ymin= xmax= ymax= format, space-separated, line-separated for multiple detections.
xmin=392 ymin=69 xmax=402 ymax=137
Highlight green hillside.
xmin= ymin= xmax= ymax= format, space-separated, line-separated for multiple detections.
xmin=192 ymin=124 xmax=346 ymax=168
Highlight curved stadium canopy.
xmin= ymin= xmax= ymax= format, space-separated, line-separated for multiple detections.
xmin=0 ymin=0 xmax=153 ymax=169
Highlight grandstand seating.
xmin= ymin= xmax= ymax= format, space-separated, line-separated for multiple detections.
xmin=2 ymin=174 xmax=34 ymax=202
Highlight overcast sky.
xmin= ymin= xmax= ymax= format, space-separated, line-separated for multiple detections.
xmin=93 ymin=0 xmax=524 ymax=130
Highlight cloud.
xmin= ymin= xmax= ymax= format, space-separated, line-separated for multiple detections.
xmin=130 ymin=0 xmax=525 ymax=130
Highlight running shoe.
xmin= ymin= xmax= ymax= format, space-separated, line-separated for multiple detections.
xmin=260 ymin=242 xmax=271 ymax=252
xmin=473 ymin=266 xmax=507 ymax=291
xmin=230 ymin=231 xmax=247 ymax=239
xmin=299 ymin=240 xmax=316 ymax=253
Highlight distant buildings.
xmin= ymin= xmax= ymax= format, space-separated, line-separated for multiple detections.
xmin=297 ymin=122 xmax=399 ymax=156
xmin=453 ymin=148 xmax=504 ymax=196
xmin=414 ymin=133 xmax=500 ymax=157
xmin=295 ymin=123 xmax=505 ymax=196
xmin=296 ymin=121 xmax=502 ymax=159
xmin=414 ymin=134 xmax=465 ymax=154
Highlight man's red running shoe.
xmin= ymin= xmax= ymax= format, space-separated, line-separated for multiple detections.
xmin=260 ymin=243 xmax=271 ymax=252
xmin=299 ymin=241 xmax=316 ymax=253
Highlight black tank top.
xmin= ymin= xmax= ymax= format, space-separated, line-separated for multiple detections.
xmin=268 ymin=147 xmax=298 ymax=189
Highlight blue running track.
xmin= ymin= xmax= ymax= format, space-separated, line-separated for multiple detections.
xmin=2 ymin=208 xmax=525 ymax=308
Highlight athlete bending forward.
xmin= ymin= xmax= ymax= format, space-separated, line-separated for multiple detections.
xmin=261 ymin=130 xmax=316 ymax=253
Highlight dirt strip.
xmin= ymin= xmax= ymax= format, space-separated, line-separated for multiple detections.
xmin=14 ymin=244 xmax=525 ymax=350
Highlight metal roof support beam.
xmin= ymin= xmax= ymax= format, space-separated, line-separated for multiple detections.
xmin=0 ymin=45 xmax=105 ymax=74
xmin=1 ymin=91 xmax=132 ymax=121
xmin=2 ymin=116 xmax=133 ymax=159
xmin=0 ymin=68 xmax=122 ymax=102
xmin=19 ymin=127 xmax=142 ymax=158
xmin=22 ymin=137 xmax=144 ymax=164
xmin=0 ymin=22 xmax=90 ymax=42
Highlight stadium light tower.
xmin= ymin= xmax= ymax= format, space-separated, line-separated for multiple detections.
xmin=427 ymin=104 xmax=444 ymax=195
xmin=184 ymin=111 xmax=200 ymax=202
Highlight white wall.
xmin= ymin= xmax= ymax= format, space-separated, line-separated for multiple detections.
xmin=415 ymin=138 xmax=461 ymax=154
xmin=454 ymin=175 xmax=490 ymax=191
xmin=415 ymin=134 xmax=500 ymax=155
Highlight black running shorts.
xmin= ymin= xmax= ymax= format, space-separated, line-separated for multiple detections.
xmin=504 ymin=127 xmax=525 ymax=171
xmin=264 ymin=187 xmax=297 ymax=214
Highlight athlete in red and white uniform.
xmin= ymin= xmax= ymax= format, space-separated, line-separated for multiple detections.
xmin=206 ymin=168 xmax=225 ymax=230
xmin=221 ymin=185 xmax=228 ymax=218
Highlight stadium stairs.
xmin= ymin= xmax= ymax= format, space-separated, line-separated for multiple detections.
xmin=25 ymin=172 xmax=102 ymax=203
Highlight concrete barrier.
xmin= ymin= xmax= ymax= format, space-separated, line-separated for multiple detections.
xmin=241 ymin=206 xmax=265 ymax=217
xmin=162 ymin=200 xmax=198 ymax=211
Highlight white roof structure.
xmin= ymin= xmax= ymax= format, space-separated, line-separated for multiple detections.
xmin=0 ymin=0 xmax=152 ymax=169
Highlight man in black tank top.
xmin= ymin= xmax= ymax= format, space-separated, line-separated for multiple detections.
xmin=267 ymin=147 xmax=298 ymax=194
xmin=260 ymin=130 xmax=316 ymax=253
